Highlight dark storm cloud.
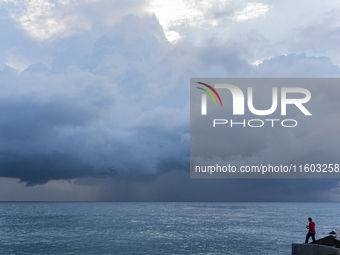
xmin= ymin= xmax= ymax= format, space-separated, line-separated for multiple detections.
xmin=0 ymin=13 xmax=259 ymax=186
xmin=0 ymin=14 xmax=193 ymax=186
xmin=0 ymin=153 xmax=94 ymax=186
xmin=0 ymin=4 xmax=339 ymax=202
xmin=73 ymin=172 xmax=340 ymax=202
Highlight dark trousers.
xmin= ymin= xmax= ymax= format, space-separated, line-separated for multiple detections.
xmin=305 ymin=232 xmax=316 ymax=244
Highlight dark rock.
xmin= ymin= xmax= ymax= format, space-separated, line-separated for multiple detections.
xmin=312 ymin=235 xmax=335 ymax=246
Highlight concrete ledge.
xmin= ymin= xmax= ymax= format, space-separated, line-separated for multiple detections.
xmin=292 ymin=243 xmax=340 ymax=255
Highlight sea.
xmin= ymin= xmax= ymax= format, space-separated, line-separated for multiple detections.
xmin=0 ymin=202 xmax=339 ymax=254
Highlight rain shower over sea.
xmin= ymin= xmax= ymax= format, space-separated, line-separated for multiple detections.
xmin=0 ymin=202 xmax=339 ymax=254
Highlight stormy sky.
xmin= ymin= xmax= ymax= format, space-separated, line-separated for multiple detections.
xmin=0 ymin=0 xmax=339 ymax=201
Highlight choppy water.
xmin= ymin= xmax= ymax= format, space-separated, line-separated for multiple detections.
xmin=0 ymin=202 xmax=339 ymax=254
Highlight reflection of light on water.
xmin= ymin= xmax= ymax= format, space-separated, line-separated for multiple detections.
xmin=1 ymin=202 xmax=340 ymax=254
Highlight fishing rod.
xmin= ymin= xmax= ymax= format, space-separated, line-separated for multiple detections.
xmin=283 ymin=213 xmax=307 ymax=226
xmin=283 ymin=213 xmax=334 ymax=230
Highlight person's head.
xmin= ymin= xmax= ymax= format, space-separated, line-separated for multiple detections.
xmin=308 ymin=217 xmax=312 ymax=222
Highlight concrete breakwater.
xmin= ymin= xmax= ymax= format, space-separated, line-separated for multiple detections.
xmin=292 ymin=243 xmax=340 ymax=255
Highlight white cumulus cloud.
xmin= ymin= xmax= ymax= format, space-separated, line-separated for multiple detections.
xmin=232 ymin=2 xmax=269 ymax=21
xmin=0 ymin=0 xmax=146 ymax=40
xmin=147 ymin=0 xmax=228 ymax=43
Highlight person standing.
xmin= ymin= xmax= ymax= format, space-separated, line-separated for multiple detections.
xmin=305 ymin=217 xmax=316 ymax=244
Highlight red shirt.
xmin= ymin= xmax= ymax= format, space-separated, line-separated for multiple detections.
xmin=309 ymin=221 xmax=316 ymax=233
